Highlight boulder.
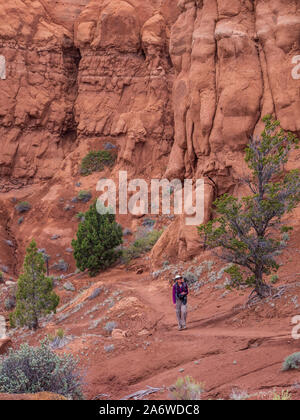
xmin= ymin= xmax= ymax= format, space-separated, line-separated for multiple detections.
xmin=0 ymin=338 xmax=12 ymax=355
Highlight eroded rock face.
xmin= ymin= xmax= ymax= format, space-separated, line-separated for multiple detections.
xmin=0 ymin=0 xmax=299 ymax=262
xmin=0 ymin=0 xmax=179 ymax=187
xmin=166 ymin=0 xmax=300 ymax=185
xmin=158 ymin=0 xmax=300 ymax=263
xmin=73 ymin=0 xmax=176 ymax=176
xmin=0 ymin=0 xmax=80 ymax=187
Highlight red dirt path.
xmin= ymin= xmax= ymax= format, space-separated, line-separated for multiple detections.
xmin=7 ymin=261 xmax=300 ymax=401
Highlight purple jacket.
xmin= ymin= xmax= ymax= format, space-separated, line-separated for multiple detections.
xmin=173 ymin=282 xmax=189 ymax=304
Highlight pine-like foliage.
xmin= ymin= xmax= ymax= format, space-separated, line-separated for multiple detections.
xmin=72 ymin=202 xmax=123 ymax=277
xmin=198 ymin=116 xmax=300 ymax=298
xmin=10 ymin=240 xmax=59 ymax=330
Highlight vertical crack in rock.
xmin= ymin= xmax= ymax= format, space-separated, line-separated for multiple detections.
xmin=61 ymin=44 xmax=81 ymax=142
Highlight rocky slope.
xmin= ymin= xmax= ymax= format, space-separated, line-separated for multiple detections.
xmin=3 ymin=251 xmax=300 ymax=400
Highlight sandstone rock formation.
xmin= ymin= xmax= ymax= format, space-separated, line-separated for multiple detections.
xmin=166 ymin=0 xmax=300 ymax=189
xmin=0 ymin=0 xmax=299 ymax=265
xmin=0 ymin=0 xmax=80 ymax=186
xmin=158 ymin=0 xmax=300 ymax=263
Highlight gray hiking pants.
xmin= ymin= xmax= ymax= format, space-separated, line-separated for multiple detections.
xmin=176 ymin=299 xmax=187 ymax=328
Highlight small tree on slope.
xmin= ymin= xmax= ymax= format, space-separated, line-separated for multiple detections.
xmin=72 ymin=202 xmax=123 ymax=277
xmin=198 ymin=116 xmax=300 ymax=298
xmin=10 ymin=240 xmax=59 ymax=330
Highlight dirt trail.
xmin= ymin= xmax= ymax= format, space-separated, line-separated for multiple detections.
xmin=82 ymin=272 xmax=300 ymax=400
xmin=122 ymin=277 xmax=290 ymax=339
xmin=10 ymin=266 xmax=300 ymax=400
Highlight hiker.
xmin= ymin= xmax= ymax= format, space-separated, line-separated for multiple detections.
xmin=173 ymin=274 xmax=189 ymax=330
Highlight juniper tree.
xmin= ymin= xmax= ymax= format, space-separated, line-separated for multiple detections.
xmin=198 ymin=116 xmax=300 ymax=298
xmin=72 ymin=201 xmax=123 ymax=277
xmin=11 ymin=240 xmax=59 ymax=330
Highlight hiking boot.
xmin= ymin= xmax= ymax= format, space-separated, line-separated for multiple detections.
xmin=178 ymin=326 xmax=182 ymax=331
xmin=182 ymin=326 xmax=187 ymax=330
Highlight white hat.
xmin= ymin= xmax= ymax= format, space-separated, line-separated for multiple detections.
xmin=174 ymin=274 xmax=182 ymax=280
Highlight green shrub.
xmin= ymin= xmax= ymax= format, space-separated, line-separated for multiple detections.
xmin=282 ymin=352 xmax=300 ymax=371
xmin=15 ymin=201 xmax=31 ymax=213
xmin=183 ymin=270 xmax=198 ymax=284
xmin=198 ymin=116 xmax=300 ymax=298
xmin=270 ymin=275 xmax=279 ymax=284
xmin=56 ymin=328 xmax=65 ymax=339
xmin=10 ymin=240 xmax=59 ymax=330
xmin=47 ymin=329 xmax=66 ymax=349
xmin=77 ymin=190 xmax=92 ymax=203
xmin=72 ymin=202 xmax=123 ymax=277
xmin=80 ymin=150 xmax=116 ymax=176
xmin=0 ymin=340 xmax=83 ymax=399
xmin=4 ymin=296 xmax=16 ymax=311
xmin=104 ymin=321 xmax=117 ymax=333
xmin=122 ymin=230 xmax=163 ymax=264
xmin=76 ymin=212 xmax=85 ymax=222
xmin=169 ymin=376 xmax=204 ymax=400
xmin=47 ymin=332 xmax=55 ymax=342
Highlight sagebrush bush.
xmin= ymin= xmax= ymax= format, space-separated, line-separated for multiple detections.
xmin=272 ymin=390 xmax=292 ymax=400
xmin=76 ymin=212 xmax=85 ymax=222
xmin=183 ymin=270 xmax=198 ymax=284
xmin=270 ymin=274 xmax=279 ymax=285
xmin=0 ymin=340 xmax=83 ymax=399
xmin=282 ymin=352 xmax=300 ymax=371
xmin=48 ymin=329 xmax=69 ymax=351
xmin=51 ymin=259 xmax=69 ymax=273
xmin=230 ymin=389 xmax=249 ymax=400
xmin=4 ymin=296 xmax=16 ymax=311
xmin=15 ymin=201 xmax=31 ymax=213
xmin=80 ymin=150 xmax=116 ymax=176
xmin=77 ymin=190 xmax=92 ymax=203
xmin=169 ymin=376 xmax=204 ymax=400
xmin=122 ymin=230 xmax=163 ymax=264
xmin=104 ymin=321 xmax=117 ymax=333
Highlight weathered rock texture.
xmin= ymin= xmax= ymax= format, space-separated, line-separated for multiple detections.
xmin=156 ymin=0 xmax=300 ymax=263
xmin=0 ymin=338 xmax=12 ymax=355
xmin=73 ymin=0 xmax=176 ymax=175
xmin=0 ymin=0 xmax=299 ymax=263
xmin=166 ymin=0 xmax=300 ymax=185
xmin=0 ymin=0 xmax=81 ymax=186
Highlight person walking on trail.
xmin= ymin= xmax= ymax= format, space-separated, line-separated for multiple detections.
xmin=173 ymin=274 xmax=189 ymax=331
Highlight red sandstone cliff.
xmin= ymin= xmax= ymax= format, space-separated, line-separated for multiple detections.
xmin=0 ymin=0 xmax=299 ymax=268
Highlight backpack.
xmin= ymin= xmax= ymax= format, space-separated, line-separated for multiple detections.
xmin=175 ymin=281 xmax=188 ymax=304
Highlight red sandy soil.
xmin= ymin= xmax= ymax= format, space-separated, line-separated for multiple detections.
xmin=5 ymin=246 xmax=300 ymax=401
xmin=2 ymin=196 xmax=300 ymax=401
